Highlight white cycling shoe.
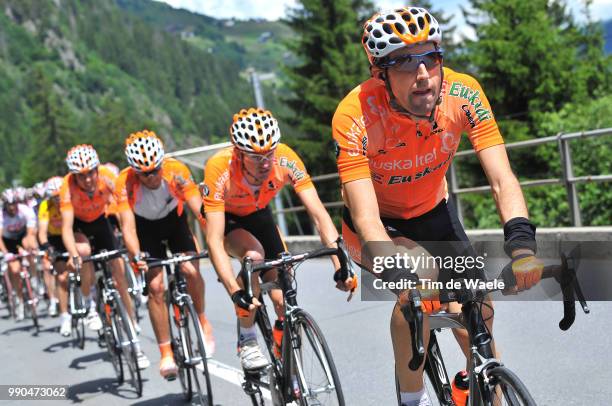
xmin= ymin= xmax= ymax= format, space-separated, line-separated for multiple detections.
xmin=85 ymin=310 xmax=103 ymax=331
xmin=240 ymin=338 xmax=270 ymax=371
xmin=60 ymin=313 xmax=72 ymax=337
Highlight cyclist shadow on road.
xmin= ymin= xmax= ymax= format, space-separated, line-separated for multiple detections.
xmin=69 ymin=351 xmax=107 ymax=371
xmin=42 ymin=337 xmax=98 ymax=353
xmin=67 ymin=377 xmax=142 ymax=403
xmin=131 ymin=393 xmax=210 ymax=406
xmin=1 ymin=323 xmax=39 ymax=336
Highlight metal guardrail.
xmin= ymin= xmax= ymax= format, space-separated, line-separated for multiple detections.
xmin=274 ymin=127 xmax=612 ymax=229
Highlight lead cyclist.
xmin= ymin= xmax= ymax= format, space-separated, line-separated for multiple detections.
xmin=331 ymin=7 xmax=545 ymax=406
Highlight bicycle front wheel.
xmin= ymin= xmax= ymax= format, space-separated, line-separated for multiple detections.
xmin=182 ymin=297 xmax=213 ymax=406
xmin=113 ymin=294 xmax=143 ymax=397
xmin=23 ymin=275 xmax=39 ymax=334
xmin=477 ymin=366 xmax=537 ymax=406
xmin=289 ymin=309 xmax=344 ymax=406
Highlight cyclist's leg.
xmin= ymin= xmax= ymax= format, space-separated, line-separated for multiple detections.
xmin=167 ymin=210 xmax=207 ymax=322
xmin=87 ymin=215 xmax=134 ymax=320
xmin=4 ymin=237 xmax=24 ymax=299
xmin=225 ymin=228 xmax=267 ymax=328
xmin=145 ymin=266 xmax=171 ymax=345
xmin=55 ymin=260 xmax=68 ymax=314
xmin=226 ymin=207 xmax=287 ymax=320
xmin=74 ymin=232 xmax=93 ymax=298
xmin=8 ymin=258 xmax=23 ymax=299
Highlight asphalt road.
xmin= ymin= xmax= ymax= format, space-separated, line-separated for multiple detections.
xmin=0 ymin=259 xmax=610 ymax=405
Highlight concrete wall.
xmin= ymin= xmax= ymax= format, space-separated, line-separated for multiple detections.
xmin=285 ymin=227 xmax=612 ymax=258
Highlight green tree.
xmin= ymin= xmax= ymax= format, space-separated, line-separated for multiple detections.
xmin=87 ymin=96 xmax=157 ymax=166
xmin=283 ymin=0 xmax=374 ymax=176
xmin=20 ymin=66 xmax=78 ymax=184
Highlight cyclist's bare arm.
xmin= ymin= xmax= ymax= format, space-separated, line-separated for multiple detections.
xmin=24 ymin=226 xmax=38 ymax=249
xmin=61 ymin=209 xmax=79 ymax=258
xmin=343 ymin=179 xmax=391 ymax=243
xmin=38 ymin=219 xmax=49 ymax=246
xmin=185 ymin=194 xmax=207 ymax=234
xmin=0 ymin=227 xmax=7 ymax=254
xmin=205 ymin=211 xmax=242 ymax=296
xmin=477 ymin=144 xmax=529 ymax=224
xmin=118 ymin=209 xmax=141 ymax=260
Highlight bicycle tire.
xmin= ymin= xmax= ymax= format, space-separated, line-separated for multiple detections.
xmin=290 ymin=309 xmax=344 ymax=406
xmin=183 ymin=296 xmax=213 ymax=406
xmin=113 ymin=292 xmax=143 ymax=397
xmin=168 ymin=299 xmax=192 ymax=400
xmin=98 ymin=287 xmax=124 ymax=384
xmin=71 ymin=286 xmax=86 ymax=349
xmin=477 ymin=366 xmax=537 ymax=406
xmin=23 ymin=274 xmax=39 ymax=334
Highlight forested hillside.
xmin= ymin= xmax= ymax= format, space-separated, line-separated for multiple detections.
xmin=0 ymin=0 xmax=255 ymax=185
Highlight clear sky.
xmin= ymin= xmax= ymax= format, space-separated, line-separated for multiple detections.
xmin=155 ymin=0 xmax=612 ymax=26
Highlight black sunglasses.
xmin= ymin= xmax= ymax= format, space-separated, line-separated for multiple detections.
xmin=137 ymin=166 xmax=161 ymax=177
xmin=378 ymin=49 xmax=444 ymax=72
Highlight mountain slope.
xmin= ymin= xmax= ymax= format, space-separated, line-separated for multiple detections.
xmin=0 ymin=0 xmax=254 ymax=186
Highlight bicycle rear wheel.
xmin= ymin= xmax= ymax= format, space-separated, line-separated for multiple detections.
xmin=168 ymin=299 xmax=192 ymax=399
xmin=289 ymin=309 xmax=344 ymax=406
xmin=477 ymin=366 xmax=536 ymax=406
xmin=113 ymin=293 xmax=143 ymax=397
xmin=182 ymin=297 xmax=213 ymax=406
xmin=23 ymin=274 xmax=39 ymax=334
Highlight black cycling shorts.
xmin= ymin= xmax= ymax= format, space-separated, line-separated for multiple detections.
xmin=73 ymin=215 xmax=119 ymax=252
xmin=225 ymin=207 xmax=287 ymax=261
xmin=343 ymin=198 xmax=483 ymax=299
xmin=48 ymin=235 xmax=67 ymax=260
xmin=2 ymin=231 xmax=25 ymax=254
xmin=135 ymin=208 xmax=196 ymax=260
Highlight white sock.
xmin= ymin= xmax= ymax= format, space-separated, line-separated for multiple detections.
xmin=400 ymin=388 xmax=431 ymax=406
xmin=238 ymin=326 xmax=257 ymax=344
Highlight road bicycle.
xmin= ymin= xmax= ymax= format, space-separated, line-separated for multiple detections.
xmin=0 ymin=253 xmax=17 ymax=319
xmin=147 ymin=251 xmax=213 ymax=406
xmin=238 ymin=239 xmax=355 ymax=406
xmin=83 ymin=248 xmax=143 ymax=397
xmin=60 ymin=251 xmax=87 ymax=349
xmin=399 ymin=247 xmax=589 ymax=406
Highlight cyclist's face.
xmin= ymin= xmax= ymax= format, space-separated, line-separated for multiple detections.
xmin=136 ymin=167 xmax=163 ymax=190
xmin=386 ymin=43 xmax=442 ymax=117
xmin=241 ymin=150 xmax=274 ymax=180
xmin=6 ymin=203 xmax=17 ymax=216
xmin=75 ymin=168 xmax=98 ymax=193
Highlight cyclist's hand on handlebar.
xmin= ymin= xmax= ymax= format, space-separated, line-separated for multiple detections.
xmin=231 ymin=289 xmax=261 ymax=312
xmin=510 ymin=252 xmax=544 ymax=293
xmin=333 ymin=268 xmax=358 ymax=293
xmin=67 ymin=255 xmax=82 ymax=272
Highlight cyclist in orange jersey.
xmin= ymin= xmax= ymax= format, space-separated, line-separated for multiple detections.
xmin=332 ymin=7 xmax=544 ymax=405
xmin=203 ymin=108 xmax=356 ymax=371
xmin=60 ymin=144 xmax=149 ymax=369
xmin=116 ymin=130 xmax=214 ymax=380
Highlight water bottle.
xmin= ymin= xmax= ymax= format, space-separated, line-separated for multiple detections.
xmin=451 ymin=370 xmax=469 ymax=406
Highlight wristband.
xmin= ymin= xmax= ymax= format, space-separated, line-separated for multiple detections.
xmin=40 ymin=242 xmax=51 ymax=251
xmin=503 ymin=217 xmax=537 ymax=257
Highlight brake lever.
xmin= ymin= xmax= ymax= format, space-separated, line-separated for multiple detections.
xmin=400 ymin=290 xmax=425 ymax=371
xmin=335 ymin=237 xmax=357 ymax=301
